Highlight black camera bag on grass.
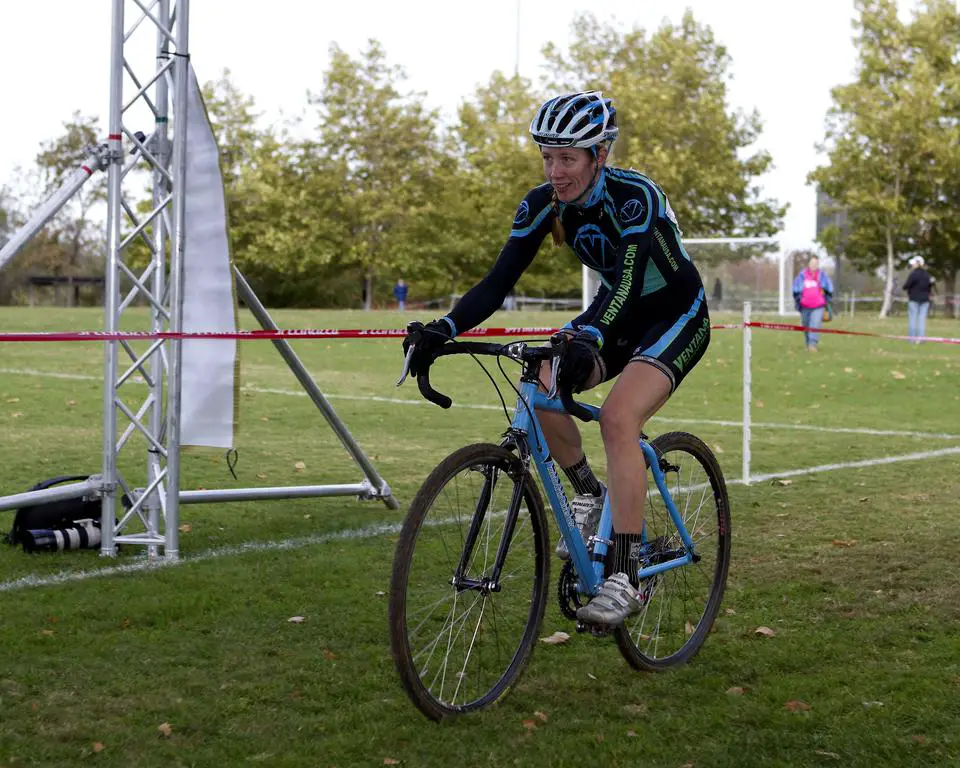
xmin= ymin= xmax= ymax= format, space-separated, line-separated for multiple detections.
xmin=4 ymin=475 xmax=105 ymax=552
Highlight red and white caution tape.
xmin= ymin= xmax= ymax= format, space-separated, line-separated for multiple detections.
xmin=0 ymin=322 xmax=955 ymax=345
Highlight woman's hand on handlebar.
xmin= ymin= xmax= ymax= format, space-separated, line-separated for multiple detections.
xmin=402 ymin=319 xmax=453 ymax=377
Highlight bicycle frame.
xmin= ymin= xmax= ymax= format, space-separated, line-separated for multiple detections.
xmin=499 ymin=378 xmax=700 ymax=598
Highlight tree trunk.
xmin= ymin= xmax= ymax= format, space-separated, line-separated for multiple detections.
xmin=879 ymin=226 xmax=896 ymax=318
xmin=364 ymin=272 xmax=373 ymax=311
xmin=953 ymin=267 xmax=959 ymax=320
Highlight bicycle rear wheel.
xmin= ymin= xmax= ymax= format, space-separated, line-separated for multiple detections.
xmin=614 ymin=431 xmax=731 ymax=670
xmin=389 ymin=443 xmax=549 ymax=720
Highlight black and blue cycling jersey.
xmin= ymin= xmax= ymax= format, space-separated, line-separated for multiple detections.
xmin=442 ymin=167 xmax=710 ymax=389
xmin=446 ymin=166 xmax=703 ymax=342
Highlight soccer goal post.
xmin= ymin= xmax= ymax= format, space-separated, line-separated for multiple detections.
xmin=582 ymin=236 xmax=784 ymax=314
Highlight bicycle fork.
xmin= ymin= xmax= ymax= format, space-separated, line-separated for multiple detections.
xmin=450 ymin=461 xmax=526 ymax=596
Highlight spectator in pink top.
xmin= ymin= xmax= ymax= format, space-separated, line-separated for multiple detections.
xmin=791 ymin=255 xmax=834 ymax=352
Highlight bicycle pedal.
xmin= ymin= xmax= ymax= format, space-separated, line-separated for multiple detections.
xmin=576 ymin=620 xmax=614 ymax=637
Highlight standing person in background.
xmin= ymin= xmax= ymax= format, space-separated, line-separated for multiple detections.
xmin=393 ymin=278 xmax=409 ymax=311
xmin=902 ymin=256 xmax=935 ymax=343
xmin=792 ymin=255 xmax=833 ymax=352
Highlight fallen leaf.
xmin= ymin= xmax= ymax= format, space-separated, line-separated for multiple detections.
xmin=685 ymin=620 xmax=695 ymax=635
xmin=287 ymin=616 xmax=306 ymax=624
xmin=293 ymin=461 xmax=306 ymax=472
xmin=375 ymin=590 xmax=386 ymax=597
xmin=858 ymin=497 xmax=870 ymax=503
xmin=157 ymin=722 xmax=173 ymax=737
xmin=260 ymin=416 xmax=270 ymax=422
xmin=534 ymin=711 xmax=548 ymax=723
xmin=256 ymin=473 xmax=268 ymax=480
xmin=862 ymin=700 xmax=885 ymax=708
xmin=66 ymin=400 xmax=77 ymax=407
xmin=912 ymin=735 xmax=928 ymax=744
xmin=120 ymin=617 xmax=131 ymax=629
xmin=724 ymin=608 xmax=736 ymax=616
xmin=539 ymin=631 xmax=570 ymax=645
xmin=6 ymin=397 xmax=19 ymax=403
xmin=92 ymin=742 xmax=105 ymax=753
xmin=623 ymin=703 xmax=647 ymax=715
xmin=784 ymin=700 xmax=811 ymax=712
xmin=522 ymin=720 xmax=537 ymax=731
xmin=844 ymin=367 xmax=854 ymax=373
xmin=831 ymin=539 xmax=858 ymax=548
xmin=891 ymin=370 xmax=906 ymax=380
xmin=323 ymin=649 xmax=336 ymax=661
xmin=754 ymin=626 xmax=776 ymax=638
xmin=303 ymin=514 xmax=311 ymax=520
xmin=595 ymin=734 xmax=605 ymax=744
xmin=814 ymin=750 xmax=840 ymax=759
xmin=712 ymin=444 xmax=724 ymax=454
xmin=383 ymin=759 xmax=400 ymax=766
xmin=178 ymin=524 xmax=192 ymax=533
xmin=771 ymin=479 xmax=793 ymax=486
xmin=39 ymin=629 xmax=54 ymax=637
xmin=756 ymin=400 xmax=764 ymax=408
xmin=11 ymin=411 xmax=22 ymax=418
xmin=586 ymin=672 xmax=598 ymax=680
xmin=627 ymin=730 xmax=637 ymax=737
xmin=727 ymin=686 xmax=746 ymax=696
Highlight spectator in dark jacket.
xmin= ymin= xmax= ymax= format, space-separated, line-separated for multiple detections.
xmin=393 ymin=278 xmax=409 ymax=311
xmin=902 ymin=256 xmax=935 ymax=342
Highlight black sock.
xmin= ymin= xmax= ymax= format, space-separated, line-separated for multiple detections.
xmin=614 ymin=533 xmax=643 ymax=587
xmin=562 ymin=455 xmax=602 ymax=496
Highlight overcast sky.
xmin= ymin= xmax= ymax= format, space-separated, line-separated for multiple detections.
xmin=0 ymin=1 xmax=912 ymax=254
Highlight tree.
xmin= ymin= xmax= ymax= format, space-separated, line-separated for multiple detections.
xmin=810 ymin=0 xmax=960 ymax=316
xmin=542 ymin=12 xmax=785 ymax=247
xmin=34 ymin=112 xmax=106 ymax=277
xmin=309 ymin=41 xmax=444 ymax=309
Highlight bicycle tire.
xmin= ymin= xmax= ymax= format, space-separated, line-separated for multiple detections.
xmin=389 ymin=443 xmax=550 ymax=720
xmin=613 ymin=431 xmax=731 ymax=671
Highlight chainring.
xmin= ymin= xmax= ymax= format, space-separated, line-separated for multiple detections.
xmin=556 ymin=560 xmax=587 ymax=620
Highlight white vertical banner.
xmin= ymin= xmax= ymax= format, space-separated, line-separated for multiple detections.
xmin=180 ymin=64 xmax=238 ymax=449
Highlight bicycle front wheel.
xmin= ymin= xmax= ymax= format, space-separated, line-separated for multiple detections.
xmin=389 ymin=443 xmax=550 ymax=720
xmin=614 ymin=431 xmax=731 ymax=670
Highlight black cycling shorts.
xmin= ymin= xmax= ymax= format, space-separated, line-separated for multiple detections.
xmin=585 ymin=287 xmax=711 ymax=392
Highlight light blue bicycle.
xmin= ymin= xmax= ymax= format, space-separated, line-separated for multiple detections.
xmin=389 ymin=336 xmax=731 ymax=720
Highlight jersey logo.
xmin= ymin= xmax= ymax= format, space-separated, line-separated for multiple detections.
xmin=620 ymin=198 xmax=646 ymax=223
xmin=513 ymin=200 xmax=530 ymax=227
xmin=573 ymin=225 xmax=613 ymax=269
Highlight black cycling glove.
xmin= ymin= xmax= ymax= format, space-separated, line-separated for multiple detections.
xmin=555 ymin=331 xmax=601 ymax=394
xmin=403 ymin=319 xmax=453 ymax=376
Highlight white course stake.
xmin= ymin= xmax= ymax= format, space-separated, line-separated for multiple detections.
xmin=742 ymin=301 xmax=752 ymax=486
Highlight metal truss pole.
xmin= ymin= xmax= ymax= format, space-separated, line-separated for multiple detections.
xmin=100 ymin=0 xmax=188 ymax=558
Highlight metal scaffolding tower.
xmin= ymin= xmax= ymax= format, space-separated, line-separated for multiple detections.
xmin=0 ymin=0 xmax=398 ymax=559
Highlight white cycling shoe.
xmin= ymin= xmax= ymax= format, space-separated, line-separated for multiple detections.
xmin=555 ymin=489 xmax=605 ymax=559
xmin=576 ymin=573 xmax=645 ymax=626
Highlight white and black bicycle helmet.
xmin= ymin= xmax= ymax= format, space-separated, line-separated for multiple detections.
xmin=529 ymin=91 xmax=618 ymax=149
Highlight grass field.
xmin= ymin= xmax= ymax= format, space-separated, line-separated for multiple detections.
xmin=0 ymin=306 xmax=958 ymax=767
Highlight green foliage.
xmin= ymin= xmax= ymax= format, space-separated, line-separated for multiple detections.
xmin=542 ymin=11 xmax=786 ymax=242
xmin=192 ymin=16 xmax=788 ymax=307
xmin=810 ymin=0 xmax=960 ymax=310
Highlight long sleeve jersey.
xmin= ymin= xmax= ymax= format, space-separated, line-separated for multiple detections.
xmin=446 ymin=167 xmax=703 ymax=345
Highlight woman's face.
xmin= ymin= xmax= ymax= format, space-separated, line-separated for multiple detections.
xmin=541 ymin=146 xmax=606 ymax=203
xmin=808 ymin=256 xmax=819 ymax=271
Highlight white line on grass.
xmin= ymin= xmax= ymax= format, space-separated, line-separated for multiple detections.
xmin=0 ymin=520 xmax=406 ymax=594
xmin=1 ymin=446 xmax=958 ymax=594
xmin=739 ymin=445 xmax=960 ymax=484
xmin=2 ymin=366 xmax=957 ymax=441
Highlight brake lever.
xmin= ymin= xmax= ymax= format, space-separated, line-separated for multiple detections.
xmin=547 ymin=351 xmax=560 ymax=400
xmin=396 ymin=344 xmax=415 ymax=387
